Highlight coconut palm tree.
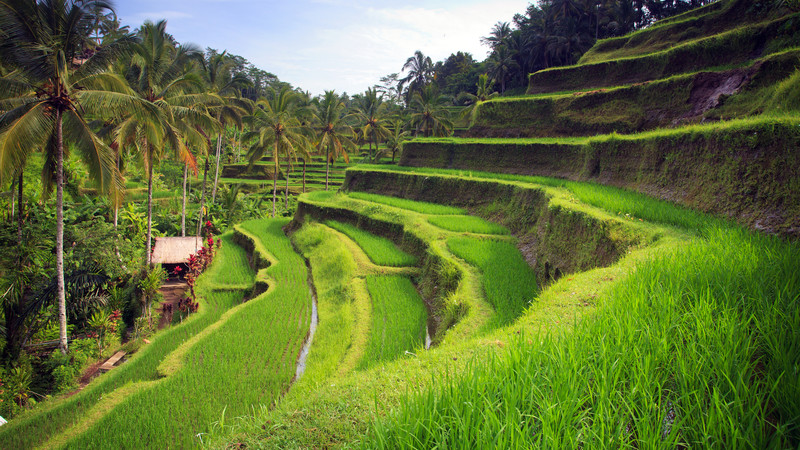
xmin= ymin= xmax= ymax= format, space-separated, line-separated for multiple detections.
xmin=458 ymin=74 xmax=499 ymax=123
xmin=0 ymin=0 xmax=149 ymax=353
xmin=398 ymin=50 xmax=434 ymax=103
xmin=481 ymin=21 xmax=513 ymax=50
xmin=487 ymin=45 xmax=519 ymax=94
xmin=409 ymin=84 xmax=454 ymax=138
xmin=202 ymin=50 xmax=251 ymax=204
xmin=314 ymin=90 xmax=357 ymax=190
xmin=114 ymin=20 xmax=215 ymax=265
xmin=245 ymin=86 xmax=309 ymax=217
xmin=356 ymin=87 xmax=390 ymax=162
xmin=384 ymin=120 xmax=409 ymax=163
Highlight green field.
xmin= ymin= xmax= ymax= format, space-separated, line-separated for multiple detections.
xmin=325 ymin=220 xmax=418 ymax=267
xmin=428 ymin=215 xmax=510 ymax=235
xmin=348 ymin=191 xmax=466 ymax=215
xmin=359 ymin=275 xmax=427 ymax=369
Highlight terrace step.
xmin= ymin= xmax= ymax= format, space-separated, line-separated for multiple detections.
xmin=469 ymin=49 xmax=800 ymax=138
xmin=526 ymin=12 xmax=800 ymax=95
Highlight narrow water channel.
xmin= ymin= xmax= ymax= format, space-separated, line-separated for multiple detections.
xmin=294 ymin=279 xmax=318 ymax=380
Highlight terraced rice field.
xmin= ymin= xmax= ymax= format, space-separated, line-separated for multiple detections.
xmin=359 ymin=275 xmax=427 ymax=369
xmin=325 ymin=220 xmax=418 ymax=267
xmin=447 ymin=237 xmax=537 ymax=325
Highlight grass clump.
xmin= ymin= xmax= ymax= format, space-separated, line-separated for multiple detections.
xmin=447 ymin=237 xmax=537 ymax=325
xmin=359 ymin=275 xmax=427 ymax=369
xmin=427 ymin=215 xmax=510 ymax=235
xmin=325 ymin=220 xmax=417 ymax=267
xmin=368 ymin=226 xmax=800 ymax=448
xmin=348 ymin=192 xmax=465 ymax=215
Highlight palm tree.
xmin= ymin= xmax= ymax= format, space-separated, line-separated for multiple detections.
xmin=384 ymin=120 xmax=409 ymax=163
xmin=245 ymin=86 xmax=309 ymax=217
xmin=114 ymin=20 xmax=214 ymax=265
xmin=202 ymin=50 xmax=251 ymax=204
xmin=458 ymin=74 xmax=499 ymax=123
xmin=314 ymin=90 xmax=357 ymax=190
xmin=487 ymin=45 xmax=520 ymax=94
xmin=398 ymin=50 xmax=434 ymax=102
xmin=356 ymin=88 xmax=390 ymax=161
xmin=481 ymin=21 xmax=513 ymax=50
xmin=409 ymin=84 xmax=454 ymax=138
xmin=0 ymin=0 xmax=146 ymax=353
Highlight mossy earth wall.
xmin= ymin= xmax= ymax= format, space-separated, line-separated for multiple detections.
xmin=342 ymin=170 xmax=641 ymax=287
xmin=289 ymin=201 xmax=462 ymax=341
xmin=526 ymin=12 xmax=800 ymax=94
xmin=471 ymin=50 xmax=800 ymax=138
xmin=400 ymin=120 xmax=800 ymax=237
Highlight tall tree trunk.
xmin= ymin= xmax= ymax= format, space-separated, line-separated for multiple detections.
xmin=146 ymin=160 xmax=153 ymax=268
xmin=113 ymin=151 xmax=120 ymax=230
xmin=181 ymin=162 xmax=188 ymax=237
xmin=56 ymin=109 xmax=68 ymax=354
xmin=272 ymin=144 xmax=278 ymax=218
xmin=17 ymin=171 xmax=23 ymax=247
xmin=284 ymin=158 xmax=290 ymax=208
xmin=325 ymin=148 xmax=330 ymax=191
xmin=212 ymin=134 xmax=222 ymax=203
xmin=197 ymin=157 xmax=208 ymax=237
xmin=302 ymin=159 xmax=306 ymax=193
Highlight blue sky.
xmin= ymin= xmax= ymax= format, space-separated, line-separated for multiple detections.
xmin=115 ymin=0 xmax=527 ymax=96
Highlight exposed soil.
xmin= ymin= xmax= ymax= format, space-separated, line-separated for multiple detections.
xmin=157 ymin=280 xmax=189 ymax=329
xmin=683 ymin=66 xmax=754 ymax=118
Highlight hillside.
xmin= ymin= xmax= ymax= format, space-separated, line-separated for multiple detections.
xmin=1 ymin=0 xmax=797 ymax=447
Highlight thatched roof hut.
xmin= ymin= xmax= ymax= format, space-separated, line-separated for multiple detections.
xmin=151 ymin=237 xmax=203 ymax=265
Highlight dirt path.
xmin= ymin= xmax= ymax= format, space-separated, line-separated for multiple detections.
xmin=158 ymin=280 xmax=189 ymax=329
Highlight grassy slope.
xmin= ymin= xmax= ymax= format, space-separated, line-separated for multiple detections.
xmin=54 ymin=219 xmax=311 ymax=448
xmin=0 ymin=232 xmax=252 ymax=449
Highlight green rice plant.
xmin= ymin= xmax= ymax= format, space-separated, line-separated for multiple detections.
xmin=348 ymin=191 xmax=465 ymax=215
xmin=351 ymin=165 xmax=719 ymax=232
xmin=46 ymin=219 xmax=312 ymax=449
xmin=358 ymin=275 xmax=427 ymax=369
xmin=290 ymin=222 xmax=364 ymax=384
xmin=427 ymin=215 xmax=510 ymax=235
xmin=0 ymin=232 xmax=252 ymax=449
xmin=325 ymin=220 xmax=417 ymax=267
xmin=367 ymin=226 xmax=800 ymax=448
xmin=447 ymin=237 xmax=537 ymax=325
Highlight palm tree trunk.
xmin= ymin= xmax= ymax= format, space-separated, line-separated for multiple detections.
xmin=146 ymin=160 xmax=153 ymax=268
xmin=113 ymin=151 xmax=119 ymax=230
xmin=302 ymin=159 xmax=306 ymax=193
xmin=197 ymin=157 xmax=208 ymax=236
xmin=284 ymin=159 xmax=290 ymax=208
xmin=16 ymin=171 xmax=23 ymax=247
xmin=325 ymin=148 xmax=330 ymax=191
xmin=272 ymin=143 xmax=278 ymax=218
xmin=181 ymin=162 xmax=188 ymax=237
xmin=212 ymin=134 xmax=222 ymax=203
xmin=56 ymin=109 xmax=68 ymax=354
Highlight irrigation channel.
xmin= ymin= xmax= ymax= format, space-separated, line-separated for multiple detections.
xmin=295 ymin=271 xmax=318 ymax=380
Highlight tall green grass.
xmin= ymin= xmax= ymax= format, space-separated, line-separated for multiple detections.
xmin=368 ymin=226 xmax=800 ymax=448
xmin=291 ymin=222 xmax=363 ymax=383
xmin=0 ymin=233 xmax=251 ymax=449
xmin=352 ymin=165 xmax=718 ymax=232
xmin=348 ymin=192 xmax=465 ymax=215
xmin=447 ymin=237 xmax=537 ymax=325
xmin=60 ymin=219 xmax=312 ymax=448
xmin=325 ymin=220 xmax=417 ymax=267
xmin=359 ymin=275 xmax=427 ymax=369
xmin=427 ymin=215 xmax=510 ymax=235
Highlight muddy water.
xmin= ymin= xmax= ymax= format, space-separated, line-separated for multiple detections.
xmin=294 ymin=283 xmax=318 ymax=380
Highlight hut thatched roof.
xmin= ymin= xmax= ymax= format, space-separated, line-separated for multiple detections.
xmin=151 ymin=237 xmax=203 ymax=264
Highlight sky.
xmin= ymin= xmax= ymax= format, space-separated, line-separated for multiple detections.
xmin=114 ymin=0 xmax=528 ymax=96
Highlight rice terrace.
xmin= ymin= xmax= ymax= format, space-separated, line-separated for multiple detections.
xmin=0 ymin=0 xmax=799 ymax=448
